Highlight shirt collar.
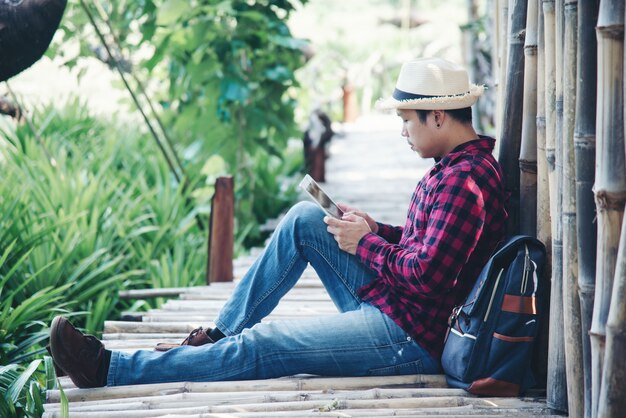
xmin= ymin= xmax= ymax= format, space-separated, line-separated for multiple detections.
xmin=433 ymin=135 xmax=495 ymax=165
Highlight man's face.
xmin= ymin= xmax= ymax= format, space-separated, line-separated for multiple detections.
xmin=397 ymin=109 xmax=442 ymax=159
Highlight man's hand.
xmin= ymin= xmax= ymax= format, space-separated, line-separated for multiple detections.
xmin=337 ymin=203 xmax=379 ymax=234
xmin=324 ymin=213 xmax=372 ymax=255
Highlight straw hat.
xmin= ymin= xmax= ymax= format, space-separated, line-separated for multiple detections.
xmin=376 ymin=58 xmax=484 ymax=110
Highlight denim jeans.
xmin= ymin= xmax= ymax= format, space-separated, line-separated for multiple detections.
xmin=108 ymin=202 xmax=441 ymax=386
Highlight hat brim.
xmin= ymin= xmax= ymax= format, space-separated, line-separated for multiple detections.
xmin=376 ymin=84 xmax=485 ymax=111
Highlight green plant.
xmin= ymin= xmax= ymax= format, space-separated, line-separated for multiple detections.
xmin=50 ymin=0 xmax=308 ymax=244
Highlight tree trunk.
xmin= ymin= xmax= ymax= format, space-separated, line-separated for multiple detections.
xmin=590 ymin=1 xmax=626 ymax=416
xmin=519 ymin=0 xmax=538 ymax=237
xmin=497 ymin=0 xmax=527 ymax=236
xmin=574 ymin=1 xmax=599 ymax=417
xmin=561 ymin=2 xmax=584 ymax=417
xmin=543 ymin=0 xmax=568 ymax=412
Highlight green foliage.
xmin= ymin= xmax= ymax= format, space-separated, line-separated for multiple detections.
xmin=0 ymin=359 xmax=48 ymax=418
xmin=51 ymin=0 xmax=308 ymax=247
xmin=3 ymin=3 xmax=309 ymax=415
xmin=0 ymin=102 xmax=210 ymax=417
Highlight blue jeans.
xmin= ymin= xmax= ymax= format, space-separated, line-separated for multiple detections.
xmin=108 ymin=202 xmax=441 ymax=385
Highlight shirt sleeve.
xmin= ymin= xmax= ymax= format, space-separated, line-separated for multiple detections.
xmin=355 ymin=171 xmax=486 ymax=297
xmin=375 ymin=222 xmax=404 ymax=244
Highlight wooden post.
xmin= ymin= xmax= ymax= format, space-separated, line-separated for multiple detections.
xmin=591 ymin=1 xmax=626 ymax=416
xmin=497 ymin=0 xmax=527 ymax=236
xmin=304 ymin=143 xmax=326 ymax=183
xmin=574 ymin=1 xmax=599 ymax=416
xmin=561 ymin=2 xmax=585 ymax=417
xmin=207 ymin=176 xmax=234 ymax=283
xmin=342 ymin=79 xmax=358 ymax=123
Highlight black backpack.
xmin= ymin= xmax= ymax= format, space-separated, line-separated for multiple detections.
xmin=441 ymin=235 xmax=547 ymax=396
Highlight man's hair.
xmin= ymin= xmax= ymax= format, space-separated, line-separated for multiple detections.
xmin=415 ymin=107 xmax=473 ymax=124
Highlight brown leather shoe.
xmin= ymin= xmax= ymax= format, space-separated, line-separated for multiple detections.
xmin=49 ymin=316 xmax=109 ymax=388
xmin=154 ymin=326 xmax=214 ymax=352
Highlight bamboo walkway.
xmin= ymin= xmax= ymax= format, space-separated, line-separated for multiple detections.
xmin=44 ymin=115 xmax=564 ymax=417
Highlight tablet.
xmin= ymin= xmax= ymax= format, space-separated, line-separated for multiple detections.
xmin=299 ymin=174 xmax=344 ymax=219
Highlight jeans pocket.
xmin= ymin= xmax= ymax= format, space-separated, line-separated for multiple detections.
xmin=367 ymin=359 xmax=424 ymax=376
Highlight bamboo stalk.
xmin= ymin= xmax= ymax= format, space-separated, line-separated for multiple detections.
xmin=118 ymin=287 xmax=211 ymax=299
xmin=497 ymin=0 xmax=527 ymax=236
xmin=534 ymin=0 xmax=551 ymax=390
xmin=561 ymin=2 xmax=585 ymax=418
xmin=43 ymin=388 xmax=471 ymax=412
xmin=590 ymin=1 xmax=626 ymax=416
xmin=43 ymin=405 xmax=562 ymax=418
xmin=42 ymin=396 xmax=550 ymax=417
xmin=574 ymin=1 xmax=599 ymax=417
xmin=598 ymin=218 xmax=626 ymax=417
xmin=495 ymin=0 xmax=510 ymax=146
xmin=519 ymin=0 xmax=538 ymax=236
xmin=46 ymin=375 xmax=448 ymax=403
xmin=103 ymin=321 xmax=201 ymax=334
xmin=543 ymin=0 xmax=568 ymax=412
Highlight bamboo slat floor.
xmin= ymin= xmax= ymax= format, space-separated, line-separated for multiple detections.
xmin=44 ymin=115 xmax=564 ymax=417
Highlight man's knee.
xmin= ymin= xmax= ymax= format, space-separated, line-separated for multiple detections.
xmin=281 ymin=201 xmax=326 ymax=237
xmin=287 ymin=201 xmax=324 ymax=223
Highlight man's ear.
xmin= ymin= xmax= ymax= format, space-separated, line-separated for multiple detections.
xmin=433 ymin=110 xmax=446 ymax=124
xmin=433 ymin=110 xmax=445 ymax=127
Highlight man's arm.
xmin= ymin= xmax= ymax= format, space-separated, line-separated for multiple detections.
xmin=354 ymin=171 xmax=486 ymax=297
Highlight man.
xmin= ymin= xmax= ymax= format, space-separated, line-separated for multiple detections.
xmin=49 ymin=57 xmax=507 ymax=388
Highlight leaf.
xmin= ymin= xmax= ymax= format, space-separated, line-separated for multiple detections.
xmin=220 ymin=79 xmax=251 ymax=102
xmin=156 ymin=0 xmax=190 ymax=25
xmin=6 ymin=359 xmax=41 ymax=405
xmin=200 ymin=155 xmax=228 ymax=177
xmin=264 ymin=65 xmax=292 ymax=82
xmin=57 ymin=378 xmax=69 ymax=418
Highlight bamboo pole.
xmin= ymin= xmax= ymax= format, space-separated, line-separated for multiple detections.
xmin=497 ymin=0 xmax=527 ymax=236
xmin=561 ymin=2 xmax=585 ymax=417
xmin=519 ymin=0 xmax=538 ymax=236
xmin=495 ymin=0 xmax=510 ymax=146
xmin=574 ymin=1 xmax=599 ymax=417
xmin=46 ymin=375 xmax=449 ymax=403
xmin=598 ymin=214 xmax=626 ymax=417
xmin=41 ymin=396 xmax=551 ymax=417
xmin=590 ymin=1 xmax=626 ymax=416
xmin=534 ymin=0 xmax=551 ymax=389
xmin=543 ymin=0 xmax=568 ymax=413
xmin=44 ymin=388 xmax=472 ymax=409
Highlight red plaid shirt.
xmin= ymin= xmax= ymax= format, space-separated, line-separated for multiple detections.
xmin=355 ymin=136 xmax=507 ymax=359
